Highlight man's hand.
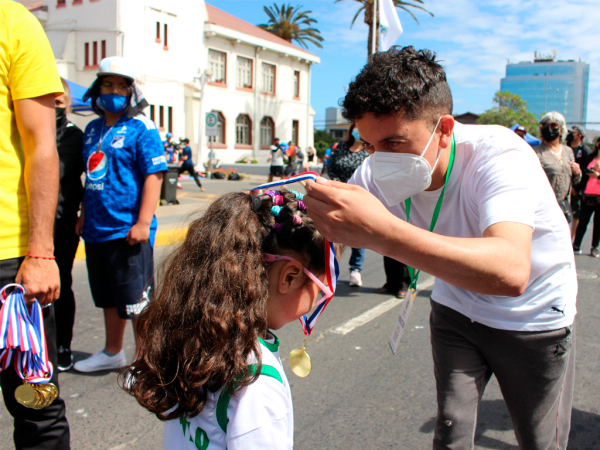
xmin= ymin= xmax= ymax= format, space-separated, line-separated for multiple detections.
xmin=126 ymin=222 xmax=150 ymax=245
xmin=570 ymin=161 xmax=581 ymax=176
xmin=75 ymin=215 xmax=84 ymax=236
xmin=589 ymin=171 xmax=599 ymax=179
xmin=304 ymin=177 xmax=394 ymax=250
xmin=16 ymin=258 xmax=60 ymax=306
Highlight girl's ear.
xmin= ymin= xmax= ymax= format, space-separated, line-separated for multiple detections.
xmin=277 ymin=261 xmax=304 ymax=294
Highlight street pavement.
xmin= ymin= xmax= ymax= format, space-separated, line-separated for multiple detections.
xmin=1 ymin=176 xmax=600 ymax=449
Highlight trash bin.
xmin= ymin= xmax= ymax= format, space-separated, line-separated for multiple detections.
xmin=160 ymin=164 xmax=179 ymax=205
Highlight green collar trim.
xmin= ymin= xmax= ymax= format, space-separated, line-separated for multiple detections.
xmin=258 ymin=331 xmax=279 ymax=352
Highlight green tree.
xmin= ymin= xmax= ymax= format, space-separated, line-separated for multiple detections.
xmin=476 ymin=91 xmax=539 ymax=136
xmin=314 ymin=129 xmax=336 ymax=157
xmin=336 ymin=0 xmax=433 ymax=57
xmin=259 ymin=3 xmax=324 ymax=49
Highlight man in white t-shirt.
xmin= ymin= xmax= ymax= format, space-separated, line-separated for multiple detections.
xmin=304 ymin=46 xmax=576 ymax=449
xmin=267 ymin=137 xmax=286 ymax=182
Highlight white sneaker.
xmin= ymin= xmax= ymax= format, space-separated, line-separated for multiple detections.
xmin=73 ymin=349 xmax=126 ymax=373
xmin=349 ymin=269 xmax=362 ymax=287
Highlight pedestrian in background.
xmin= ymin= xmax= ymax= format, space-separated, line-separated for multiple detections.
xmin=295 ymin=145 xmax=305 ymax=173
xmin=328 ymin=124 xmax=369 ymax=287
xmin=376 ymin=257 xmax=411 ymax=299
xmin=267 ymin=137 xmax=286 ymax=182
xmin=177 ymin=137 xmax=204 ymax=191
xmin=534 ymin=112 xmax=581 ymax=223
xmin=567 ymin=125 xmax=592 ymax=241
xmin=74 ymin=57 xmax=166 ymax=373
xmin=573 ymin=137 xmax=600 ymax=257
xmin=54 ymin=78 xmax=85 ymax=372
xmin=0 ymin=1 xmax=70 ymax=447
xmin=304 ymin=146 xmax=316 ymax=172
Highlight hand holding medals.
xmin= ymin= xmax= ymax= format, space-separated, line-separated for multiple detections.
xmin=0 ymin=284 xmax=58 ymax=409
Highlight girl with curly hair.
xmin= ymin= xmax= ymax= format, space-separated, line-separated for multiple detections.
xmin=122 ymin=189 xmax=332 ymax=449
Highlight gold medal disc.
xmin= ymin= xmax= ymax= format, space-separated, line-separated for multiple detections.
xmin=14 ymin=384 xmax=38 ymax=407
xmin=289 ymin=347 xmax=312 ymax=377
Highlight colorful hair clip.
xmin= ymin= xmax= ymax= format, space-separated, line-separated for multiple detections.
xmin=271 ymin=206 xmax=283 ymax=216
xmin=292 ymin=214 xmax=302 ymax=226
xmin=289 ymin=189 xmax=304 ymax=201
xmin=297 ymin=201 xmax=306 ymax=212
xmin=273 ymin=223 xmax=283 ymax=234
xmin=264 ymin=190 xmax=280 ymax=197
xmin=272 ymin=195 xmax=284 ymax=206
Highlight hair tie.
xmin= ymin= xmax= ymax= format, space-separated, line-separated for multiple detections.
xmin=264 ymin=190 xmax=280 ymax=197
xmin=251 ymin=195 xmax=262 ymax=212
xmin=271 ymin=206 xmax=282 ymax=216
xmin=289 ymin=189 xmax=304 ymax=201
xmin=292 ymin=214 xmax=302 ymax=226
xmin=272 ymin=195 xmax=284 ymax=206
xmin=272 ymin=223 xmax=283 ymax=234
xmin=297 ymin=201 xmax=306 ymax=212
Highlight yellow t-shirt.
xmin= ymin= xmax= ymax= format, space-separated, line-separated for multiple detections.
xmin=0 ymin=0 xmax=63 ymax=260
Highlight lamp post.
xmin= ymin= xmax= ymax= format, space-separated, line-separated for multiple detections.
xmin=193 ymin=69 xmax=212 ymax=177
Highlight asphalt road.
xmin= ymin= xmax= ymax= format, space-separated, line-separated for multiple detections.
xmin=1 ymin=177 xmax=599 ymax=449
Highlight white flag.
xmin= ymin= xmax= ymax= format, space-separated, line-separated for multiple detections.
xmin=379 ymin=0 xmax=403 ymax=51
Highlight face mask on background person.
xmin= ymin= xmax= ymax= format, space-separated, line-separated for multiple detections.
xmin=372 ymin=116 xmax=443 ymax=206
xmin=99 ymin=94 xmax=129 ymax=114
xmin=541 ymin=124 xmax=561 ymax=142
xmin=566 ymin=132 xmax=574 ymax=146
xmin=55 ymin=106 xmax=66 ymax=122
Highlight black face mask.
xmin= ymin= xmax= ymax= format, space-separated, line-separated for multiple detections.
xmin=55 ymin=107 xmax=67 ymax=121
xmin=566 ymin=133 xmax=574 ymax=145
xmin=541 ymin=126 xmax=560 ymax=142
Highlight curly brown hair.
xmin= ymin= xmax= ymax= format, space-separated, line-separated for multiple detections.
xmin=121 ymin=190 xmax=328 ymax=421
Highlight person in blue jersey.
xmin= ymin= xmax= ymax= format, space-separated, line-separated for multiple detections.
xmin=178 ymin=137 xmax=204 ymax=191
xmin=73 ymin=57 xmax=167 ymax=373
xmin=163 ymin=132 xmax=176 ymax=163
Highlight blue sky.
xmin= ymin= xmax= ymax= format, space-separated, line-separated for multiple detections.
xmin=209 ymin=0 xmax=600 ymax=130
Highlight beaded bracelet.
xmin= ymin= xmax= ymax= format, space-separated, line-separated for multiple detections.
xmin=25 ymin=253 xmax=56 ymax=260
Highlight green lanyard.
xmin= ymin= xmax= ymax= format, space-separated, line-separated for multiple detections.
xmin=405 ymin=133 xmax=456 ymax=289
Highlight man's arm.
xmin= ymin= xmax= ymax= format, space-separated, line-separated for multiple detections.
xmin=126 ymin=172 xmax=164 ymax=245
xmin=13 ymin=95 xmax=61 ymax=305
xmin=305 ymin=180 xmax=532 ymax=297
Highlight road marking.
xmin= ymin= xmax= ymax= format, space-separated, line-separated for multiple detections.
xmin=329 ymin=276 xmax=436 ymax=336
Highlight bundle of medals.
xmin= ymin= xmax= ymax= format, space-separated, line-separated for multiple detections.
xmin=253 ymin=172 xmax=340 ymax=378
xmin=0 ymin=284 xmax=57 ymax=409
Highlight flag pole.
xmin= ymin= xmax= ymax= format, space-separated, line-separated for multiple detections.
xmin=371 ymin=0 xmax=377 ymax=56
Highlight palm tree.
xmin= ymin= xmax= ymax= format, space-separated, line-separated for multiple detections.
xmin=336 ymin=0 xmax=433 ymax=56
xmin=259 ymin=4 xmax=324 ymax=49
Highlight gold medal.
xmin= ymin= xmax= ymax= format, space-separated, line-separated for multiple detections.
xmin=289 ymin=337 xmax=312 ymax=377
xmin=14 ymin=382 xmax=58 ymax=409
xmin=14 ymin=383 xmax=37 ymax=407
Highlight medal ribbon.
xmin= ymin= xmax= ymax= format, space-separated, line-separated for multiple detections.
xmin=405 ymin=134 xmax=456 ymax=289
xmin=252 ymin=172 xmax=340 ymax=337
xmin=0 ymin=284 xmax=53 ymax=384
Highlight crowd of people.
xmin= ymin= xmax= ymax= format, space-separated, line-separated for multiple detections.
xmin=0 ymin=2 xmax=597 ymax=449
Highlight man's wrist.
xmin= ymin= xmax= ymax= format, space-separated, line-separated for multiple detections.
xmin=135 ymin=219 xmax=152 ymax=228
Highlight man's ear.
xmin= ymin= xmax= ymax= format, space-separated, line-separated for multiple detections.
xmin=278 ymin=261 xmax=304 ymax=294
xmin=439 ymin=114 xmax=455 ymax=149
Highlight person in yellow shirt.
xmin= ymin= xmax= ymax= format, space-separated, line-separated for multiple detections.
xmin=0 ymin=1 xmax=70 ymax=448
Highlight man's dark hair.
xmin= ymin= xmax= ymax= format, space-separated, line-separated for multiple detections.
xmin=342 ymin=46 xmax=453 ymax=129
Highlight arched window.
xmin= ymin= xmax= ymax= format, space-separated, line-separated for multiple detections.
xmin=260 ymin=116 xmax=274 ymax=147
xmin=208 ymin=111 xmax=225 ymax=144
xmin=236 ymin=114 xmax=252 ymax=145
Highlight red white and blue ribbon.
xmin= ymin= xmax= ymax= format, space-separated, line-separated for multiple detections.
xmin=252 ymin=171 xmax=319 ymax=191
xmin=0 ymin=284 xmax=53 ymax=384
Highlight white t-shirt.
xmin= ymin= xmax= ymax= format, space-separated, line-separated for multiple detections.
xmin=163 ymin=333 xmax=293 ymax=450
xmin=270 ymin=145 xmax=284 ymax=166
xmin=349 ymin=123 xmax=577 ymax=331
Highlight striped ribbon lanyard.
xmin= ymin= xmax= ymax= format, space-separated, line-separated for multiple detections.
xmin=0 ymin=284 xmax=53 ymax=384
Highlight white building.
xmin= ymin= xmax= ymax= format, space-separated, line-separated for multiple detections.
xmin=21 ymin=0 xmax=319 ymax=165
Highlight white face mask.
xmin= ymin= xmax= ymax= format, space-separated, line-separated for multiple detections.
xmin=372 ymin=117 xmax=442 ymax=206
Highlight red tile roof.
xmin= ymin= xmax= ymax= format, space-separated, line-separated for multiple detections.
xmin=205 ymin=3 xmax=316 ymax=57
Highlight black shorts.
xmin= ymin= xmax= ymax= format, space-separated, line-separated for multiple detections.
xmin=270 ymin=165 xmax=284 ymax=176
xmin=571 ymin=194 xmax=582 ymax=218
xmin=85 ymin=238 xmax=154 ymax=319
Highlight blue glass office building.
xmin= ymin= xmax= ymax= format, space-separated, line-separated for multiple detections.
xmin=500 ymin=57 xmax=589 ymax=125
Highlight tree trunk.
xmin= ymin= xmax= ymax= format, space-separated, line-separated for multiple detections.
xmin=365 ymin=0 xmax=379 ymax=58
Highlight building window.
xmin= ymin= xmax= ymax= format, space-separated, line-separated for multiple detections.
xmin=163 ymin=24 xmax=168 ymax=50
xmin=293 ymin=71 xmax=300 ymax=98
xmin=84 ymin=43 xmax=89 ymax=67
xmin=93 ymin=41 xmax=98 ymax=66
xmin=159 ymin=106 xmax=165 ymax=130
xmin=168 ymin=107 xmax=173 ymax=134
xmin=208 ymin=50 xmax=226 ymax=84
xmin=236 ymin=114 xmax=251 ymax=145
xmin=292 ymin=120 xmax=299 ymax=145
xmin=260 ymin=117 xmax=274 ymax=147
xmin=208 ymin=111 xmax=225 ymax=144
xmin=236 ymin=57 xmax=253 ymax=89
xmin=101 ymin=40 xmax=106 ymax=59
xmin=57 ymin=0 xmax=66 ymax=6
xmin=149 ymin=105 xmax=155 ymax=122
xmin=262 ymin=63 xmax=275 ymax=94
xmin=156 ymin=22 xmax=161 ymax=42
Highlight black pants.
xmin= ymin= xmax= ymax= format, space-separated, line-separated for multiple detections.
xmin=53 ymin=217 xmax=80 ymax=350
xmin=178 ymin=164 xmax=202 ymax=188
xmin=0 ymin=258 xmax=70 ymax=449
xmin=574 ymin=201 xmax=600 ymax=248
xmin=382 ymin=256 xmax=411 ymax=292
